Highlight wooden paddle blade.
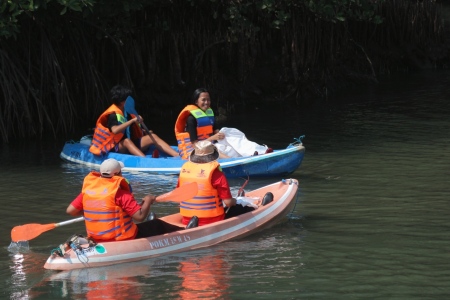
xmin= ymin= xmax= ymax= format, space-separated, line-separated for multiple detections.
xmin=156 ymin=182 xmax=198 ymax=202
xmin=11 ymin=223 xmax=57 ymax=242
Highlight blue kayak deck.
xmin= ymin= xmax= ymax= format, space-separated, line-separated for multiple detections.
xmin=60 ymin=140 xmax=305 ymax=178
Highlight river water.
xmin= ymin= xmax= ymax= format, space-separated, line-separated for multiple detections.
xmin=1 ymin=70 xmax=450 ymax=299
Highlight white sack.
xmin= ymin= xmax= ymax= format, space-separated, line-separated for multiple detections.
xmin=236 ymin=196 xmax=260 ymax=209
xmin=215 ymin=127 xmax=268 ymax=157
xmin=224 ymin=196 xmax=260 ymax=209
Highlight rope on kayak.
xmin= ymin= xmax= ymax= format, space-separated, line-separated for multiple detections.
xmin=290 ymin=135 xmax=305 ymax=146
xmin=50 ymin=234 xmax=96 ymax=264
xmin=290 ymin=192 xmax=301 ymax=214
xmin=70 ymin=241 xmax=89 ymax=264
xmin=69 ymin=234 xmax=96 ymax=263
xmin=50 ymin=246 xmax=65 ymax=257
xmin=285 ymin=179 xmax=301 ymax=220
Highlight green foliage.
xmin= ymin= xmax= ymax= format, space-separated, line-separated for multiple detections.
xmin=302 ymin=0 xmax=385 ymax=23
xmin=0 ymin=0 xmax=162 ymax=39
xmin=0 ymin=0 xmax=94 ymax=39
xmin=0 ymin=0 xmax=444 ymax=143
xmin=1 ymin=0 xmax=385 ymax=40
xmin=216 ymin=0 xmax=385 ymax=42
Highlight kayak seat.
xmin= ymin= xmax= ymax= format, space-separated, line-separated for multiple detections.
xmin=146 ymin=212 xmax=156 ymax=221
xmin=186 ymin=216 xmax=198 ymax=229
xmin=261 ymin=192 xmax=274 ymax=206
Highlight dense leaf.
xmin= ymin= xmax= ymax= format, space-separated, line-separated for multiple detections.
xmin=0 ymin=0 xmax=447 ymax=142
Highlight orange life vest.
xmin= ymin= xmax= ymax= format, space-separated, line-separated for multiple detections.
xmin=89 ymin=104 xmax=143 ymax=155
xmin=81 ymin=172 xmax=138 ymax=241
xmin=174 ymin=105 xmax=215 ymax=159
xmin=178 ymin=161 xmax=224 ymax=218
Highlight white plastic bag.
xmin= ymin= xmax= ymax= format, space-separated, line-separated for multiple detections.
xmin=236 ymin=196 xmax=260 ymax=209
xmin=215 ymin=127 xmax=268 ymax=157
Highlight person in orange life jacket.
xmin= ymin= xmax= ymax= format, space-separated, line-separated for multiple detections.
xmin=90 ymin=85 xmax=178 ymax=157
xmin=66 ymin=158 xmax=184 ymax=241
xmin=174 ymin=88 xmax=230 ymax=159
xmin=176 ymin=141 xmax=255 ymax=227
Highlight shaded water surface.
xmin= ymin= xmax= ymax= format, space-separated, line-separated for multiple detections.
xmin=1 ymin=70 xmax=450 ymax=299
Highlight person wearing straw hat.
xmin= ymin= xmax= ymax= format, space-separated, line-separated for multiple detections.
xmin=177 ymin=141 xmax=255 ymax=228
xmin=66 ymin=158 xmax=183 ymax=241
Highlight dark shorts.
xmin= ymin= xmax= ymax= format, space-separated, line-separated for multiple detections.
xmin=225 ymin=204 xmax=255 ymax=219
xmin=135 ymin=219 xmax=184 ymax=238
xmin=133 ymin=138 xmax=142 ymax=149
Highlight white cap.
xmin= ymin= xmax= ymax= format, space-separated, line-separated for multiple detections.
xmin=100 ymin=158 xmax=124 ymax=178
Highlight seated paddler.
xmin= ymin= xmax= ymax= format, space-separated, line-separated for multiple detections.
xmin=177 ymin=141 xmax=255 ymax=228
xmin=89 ymin=85 xmax=178 ymax=157
xmin=66 ymin=158 xmax=183 ymax=241
xmin=174 ymin=88 xmax=229 ymax=159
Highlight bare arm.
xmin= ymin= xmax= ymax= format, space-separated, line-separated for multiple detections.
xmin=66 ymin=204 xmax=83 ymax=216
xmin=131 ymin=194 xmax=156 ymax=222
xmin=206 ymin=130 xmax=225 ymax=142
xmin=111 ymin=117 xmax=139 ymax=134
xmin=223 ymin=197 xmax=237 ymax=207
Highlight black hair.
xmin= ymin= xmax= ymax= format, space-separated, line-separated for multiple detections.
xmin=110 ymin=85 xmax=132 ymax=105
xmin=191 ymin=88 xmax=209 ymax=105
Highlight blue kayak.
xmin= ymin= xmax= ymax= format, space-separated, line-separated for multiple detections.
xmin=60 ymin=136 xmax=305 ymax=178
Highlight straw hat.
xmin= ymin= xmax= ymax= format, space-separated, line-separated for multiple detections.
xmin=189 ymin=140 xmax=219 ymax=163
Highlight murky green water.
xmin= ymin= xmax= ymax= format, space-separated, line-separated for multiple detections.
xmin=2 ymin=70 xmax=450 ymax=299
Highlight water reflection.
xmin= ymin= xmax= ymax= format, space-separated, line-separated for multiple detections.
xmin=3 ymin=70 xmax=450 ymax=299
xmin=8 ymin=250 xmax=49 ymax=300
xmin=10 ymin=253 xmax=27 ymax=299
xmin=45 ymin=261 xmax=148 ymax=299
xmin=38 ymin=251 xmax=234 ymax=300
xmin=60 ymin=162 xmax=179 ymax=187
xmin=8 ymin=241 xmax=30 ymax=253
xmin=10 ymin=222 xmax=303 ymax=299
xmin=177 ymin=251 xmax=231 ymax=299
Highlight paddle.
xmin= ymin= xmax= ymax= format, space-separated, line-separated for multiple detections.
xmin=237 ymin=175 xmax=249 ymax=197
xmin=226 ymin=176 xmax=249 ymax=213
xmin=124 ymin=96 xmax=161 ymax=150
xmin=155 ymin=182 xmax=197 ymax=202
xmin=10 ymin=182 xmax=198 ymax=242
xmin=11 ymin=217 xmax=84 ymax=243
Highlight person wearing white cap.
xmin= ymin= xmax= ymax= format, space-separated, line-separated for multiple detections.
xmin=66 ymin=158 xmax=183 ymax=241
xmin=177 ymin=141 xmax=255 ymax=228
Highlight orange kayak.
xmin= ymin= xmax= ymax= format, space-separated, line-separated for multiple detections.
xmin=44 ymin=178 xmax=299 ymax=271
